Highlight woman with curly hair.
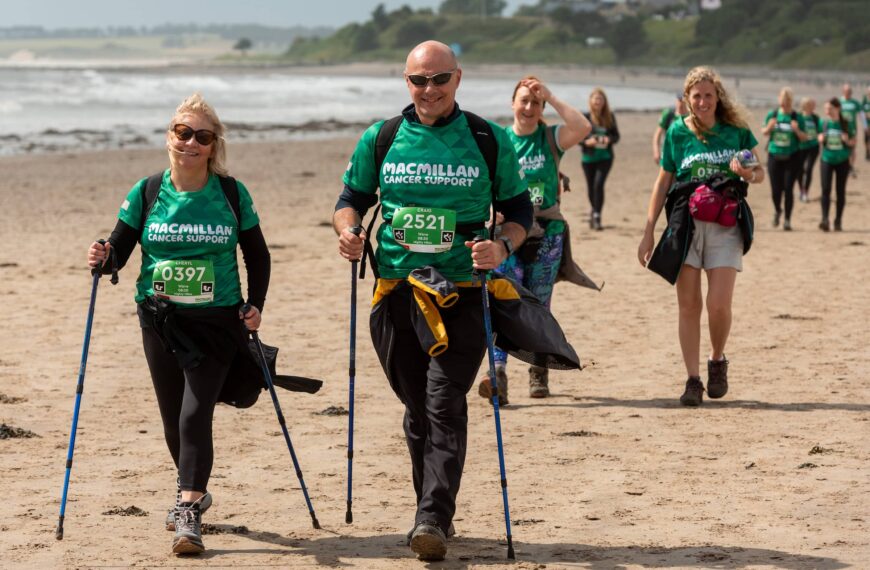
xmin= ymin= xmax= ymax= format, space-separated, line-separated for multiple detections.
xmin=637 ymin=66 xmax=764 ymax=407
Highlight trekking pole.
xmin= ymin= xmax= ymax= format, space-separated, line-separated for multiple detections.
xmin=243 ymin=304 xmax=321 ymax=530
xmin=56 ymin=240 xmax=118 ymax=540
xmin=346 ymin=225 xmax=362 ymax=524
xmin=473 ymin=236 xmax=516 ymax=559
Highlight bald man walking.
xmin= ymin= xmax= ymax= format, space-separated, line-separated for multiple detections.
xmin=333 ymin=41 xmax=532 ymax=561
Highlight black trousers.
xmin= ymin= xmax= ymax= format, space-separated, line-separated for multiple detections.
xmin=142 ymin=326 xmax=232 ymax=493
xmin=380 ymin=288 xmax=487 ymax=532
xmin=768 ymin=153 xmax=800 ymax=219
xmin=820 ymin=160 xmax=849 ymax=223
xmin=797 ymin=146 xmax=819 ymax=193
xmin=582 ymin=159 xmax=613 ymax=215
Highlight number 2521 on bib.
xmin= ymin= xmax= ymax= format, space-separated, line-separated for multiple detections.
xmin=392 ymin=207 xmax=457 ymax=253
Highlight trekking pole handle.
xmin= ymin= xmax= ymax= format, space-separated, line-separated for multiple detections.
xmin=349 ymin=225 xmax=362 ymax=236
xmin=240 ymin=302 xmax=252 ymax=315
xmin=472 ymin=235 xmax=487 ymax=278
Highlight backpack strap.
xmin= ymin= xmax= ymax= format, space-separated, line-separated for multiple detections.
xmin=462 ymin=110 xmax=498 ymax=238
xmin=138 ymin=172 xmax=241 ymax=244
xmin=543 ymin=125 xmax=570 ymax=196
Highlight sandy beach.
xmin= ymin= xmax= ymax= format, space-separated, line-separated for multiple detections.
xmin=1 ymin=102 xmax=868 ymax=569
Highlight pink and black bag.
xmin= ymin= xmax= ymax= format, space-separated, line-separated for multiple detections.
xmin=688 ymin=178 xmax=741 ymax=227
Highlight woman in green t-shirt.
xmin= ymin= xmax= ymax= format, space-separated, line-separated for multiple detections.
xmin=581 ymin=87 xmax=620 ymax=231
xmin=817 ymin=98 xmax=856 ymax=231
xmin=762 ymin=87 xmax=806 ymax=231
xmin=796 ymin=97 xmax=820 ymax=203
xmin=637 ymin=66 xmax=765 ymax=407
xmin=477 ymin=76 xmax=591 ymax=402
xmin=87 ymin=94 xmax=270 ymax=555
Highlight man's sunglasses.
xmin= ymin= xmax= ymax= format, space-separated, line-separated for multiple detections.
xmin=406 ymin=69 xmax=456 ymax=87
xmin=171 ymin=124 xmax=217 ymax=145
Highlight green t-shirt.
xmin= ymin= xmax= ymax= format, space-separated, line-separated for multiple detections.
xmin=504 ymin=123 xmax=565 ymax=236
xmin=819 ymin=118 xmax=855 ymax=165
xmin=118 ymin=169 xmax=260 ymax=307
xmin=799 ymin=113 xmax=820 ymax=150
xmin=839 ymin=97 xmax=860 ymax=129
xmin=661 ymin=117 xmax=758 ymax=183
xmin=582 ymin=124 xmax=613 ymax=163
xmin=343 ymin=113 xmax=528 ymax=281
xmin=862 ymin=95 xmax=870 ymax=116
xmin=765 ymin=109 xmax=804 ymax=156
xmin=658 ymin=107 xmax=684 ymax=130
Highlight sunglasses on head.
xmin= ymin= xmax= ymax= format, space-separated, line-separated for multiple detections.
xmin=171 ymin=124 xmax=217 ymax=145
xmin=406 ymin=69 xmax=456 ymax=87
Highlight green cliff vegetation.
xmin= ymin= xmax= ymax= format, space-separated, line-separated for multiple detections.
xmin=285 ymin=0 xmax=870 ymax=70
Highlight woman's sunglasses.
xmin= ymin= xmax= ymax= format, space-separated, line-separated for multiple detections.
xmin=171 ymin=124 xmax=217 ymax=146
xmin=406 ymin=70 xmax=456 ymax=87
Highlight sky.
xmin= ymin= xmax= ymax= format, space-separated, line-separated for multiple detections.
xmin=4 ymin=0 xmax=530 ymax=29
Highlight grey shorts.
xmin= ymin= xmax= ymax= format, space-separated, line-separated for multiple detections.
xmin=683 ymin=220 xmax=743 ymax=271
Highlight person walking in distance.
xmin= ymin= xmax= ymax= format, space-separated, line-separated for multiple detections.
xmin=762 ymin=87 xmax=806 ymax=230
xmin=581 ymin=87 xmax=619 ymax=231
xmin=796 ymin=97 xmax=821 ymax=203
xmin=652 ymin=92 xmax=688 ymax=165
xmin=817 ymin=98 xmax=856 ymax=232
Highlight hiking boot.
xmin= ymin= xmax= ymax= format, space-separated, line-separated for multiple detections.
xmin=528 ymin=365 xmax=550 ymax=398
xmin=406 ymin=521 xmax=455 ymax=546
xmin=819 ymin=219 xmax=830 ymax=232
xmin=773 ymin=211 xmax=781 ymax=228
xmin=409 ymin=521 xmax=447 ymax=561
xmin=707 ymin=357 xmax=729 ymax=399
xmin=478 ymin=365 xmax=509 ymax=406
xmin=834 ymin=220 xmax=843 ymax=232
xmin=172 ymin=500 xmax=204 ymax=555
xmin=166 ymin=478 xmax=212 ymax=531
xmin=783 ymin=219 xmax=792 ymax=231
xmin=799 ymin=190 xmax=809 ymax=203
xmin=679 ymin=376 xmax=704 ymax=407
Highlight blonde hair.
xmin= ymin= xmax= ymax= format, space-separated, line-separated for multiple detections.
xmin=799 ymin=97 xmax=815 ymax=114
xmin=779 ymin=87 xmax=794 ymax=108
xmin=682 ymin=66 xmax=750 ymax=141
xmin=588 ymin=87 xmax=614 ymax=130
xmin=168 ymin=93 xmax=228 ymax=176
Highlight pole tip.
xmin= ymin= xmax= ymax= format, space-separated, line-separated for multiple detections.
xmin=312 ymin=517 xmax=321 ymax=530
xmin=345 ymin=510 xmax=353 ymax=524
xmin=507 ymin=545 xmax=515 ymax=559
xmin=55 ymin=526 xmax=64 ymax=541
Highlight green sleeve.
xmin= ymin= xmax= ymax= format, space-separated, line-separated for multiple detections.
xmin=235 ymin=180 xmax=260 ymax=231
xmin=660 ymin=127 xmax=676 ymax=172
xmin=118 ymin=178 xmax=147 ymax=230
xmin=742 ymin=127 xmax=758 ymax=151
xmin=657 ymin=108 xmax=670 ymax=128
xmin=342 ymin=121 xmax=384 ymax=194
xmin=491 ymin=120 xmax=528 ymax=201
xmin=549 ymin=125 xmax=565 ymax=158
xmin=763 ymin=110 xmax=775 ymax=125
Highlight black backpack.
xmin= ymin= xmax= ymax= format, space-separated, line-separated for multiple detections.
xmin=359 ymin=111 xmax=500 ymax=279
xmin=139 ymin=173 xmax=241 ymax=241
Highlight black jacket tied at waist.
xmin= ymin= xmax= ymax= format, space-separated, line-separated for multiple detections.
xmin=138 ymin=296 xmax=281 ymax=408
xmin=647 ymin=174 xmax=754 ymax=285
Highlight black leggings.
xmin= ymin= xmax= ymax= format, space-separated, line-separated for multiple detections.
xmin=819 ymin=160 xmax=849 ymax=223
xmin=142 ymin=327 xmax=232 ymax=493
xmin=797 ymin=146 xmax=819 ymax=193
xmin=582 ymin=159 xmax=613 ymax=215
xmin=768 ymin=153 xmax=800 ymax=220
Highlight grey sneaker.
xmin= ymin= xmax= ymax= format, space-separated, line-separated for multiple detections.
xmin=679 ymin=376 xmax=704 ymax=407
xmin=166 ymin=486 xmax=212 ymax=530
xmin=172 ymin=500 xmax=204 ymax=555
xmin=406 ymin=521 xmax=455 ymax=545
xmin=528 ymin=365 xmax=550 ymax=398
xmin=409 ymin=522 xmax=447 ymax=561
xmin=707 ymin=357 xmax=729 ymax=399
xmin=478 ymin=365 xmax=509 ymax=405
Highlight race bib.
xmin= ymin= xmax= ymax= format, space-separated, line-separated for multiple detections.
xmin=690 ymin=162 xmax=730 ymax=181
xmin=528 ymin=182 xmax=545 ymax=206
xmin=773 ymin=129 xmax=792 ymax=148
xmin=826 ymin=132 xmax=844 ymax=151
xmin=392 ymin=206 xmax=457 ymax=253
xmin=152 ymin=259 xmax=215 ymax=304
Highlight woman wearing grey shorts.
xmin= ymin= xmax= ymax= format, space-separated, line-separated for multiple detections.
xmin=637 ymin=67 xmax=764 ymax=407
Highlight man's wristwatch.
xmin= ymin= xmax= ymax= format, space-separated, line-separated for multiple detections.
xmin=498 ymin=235 xmax=514 ymax=257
